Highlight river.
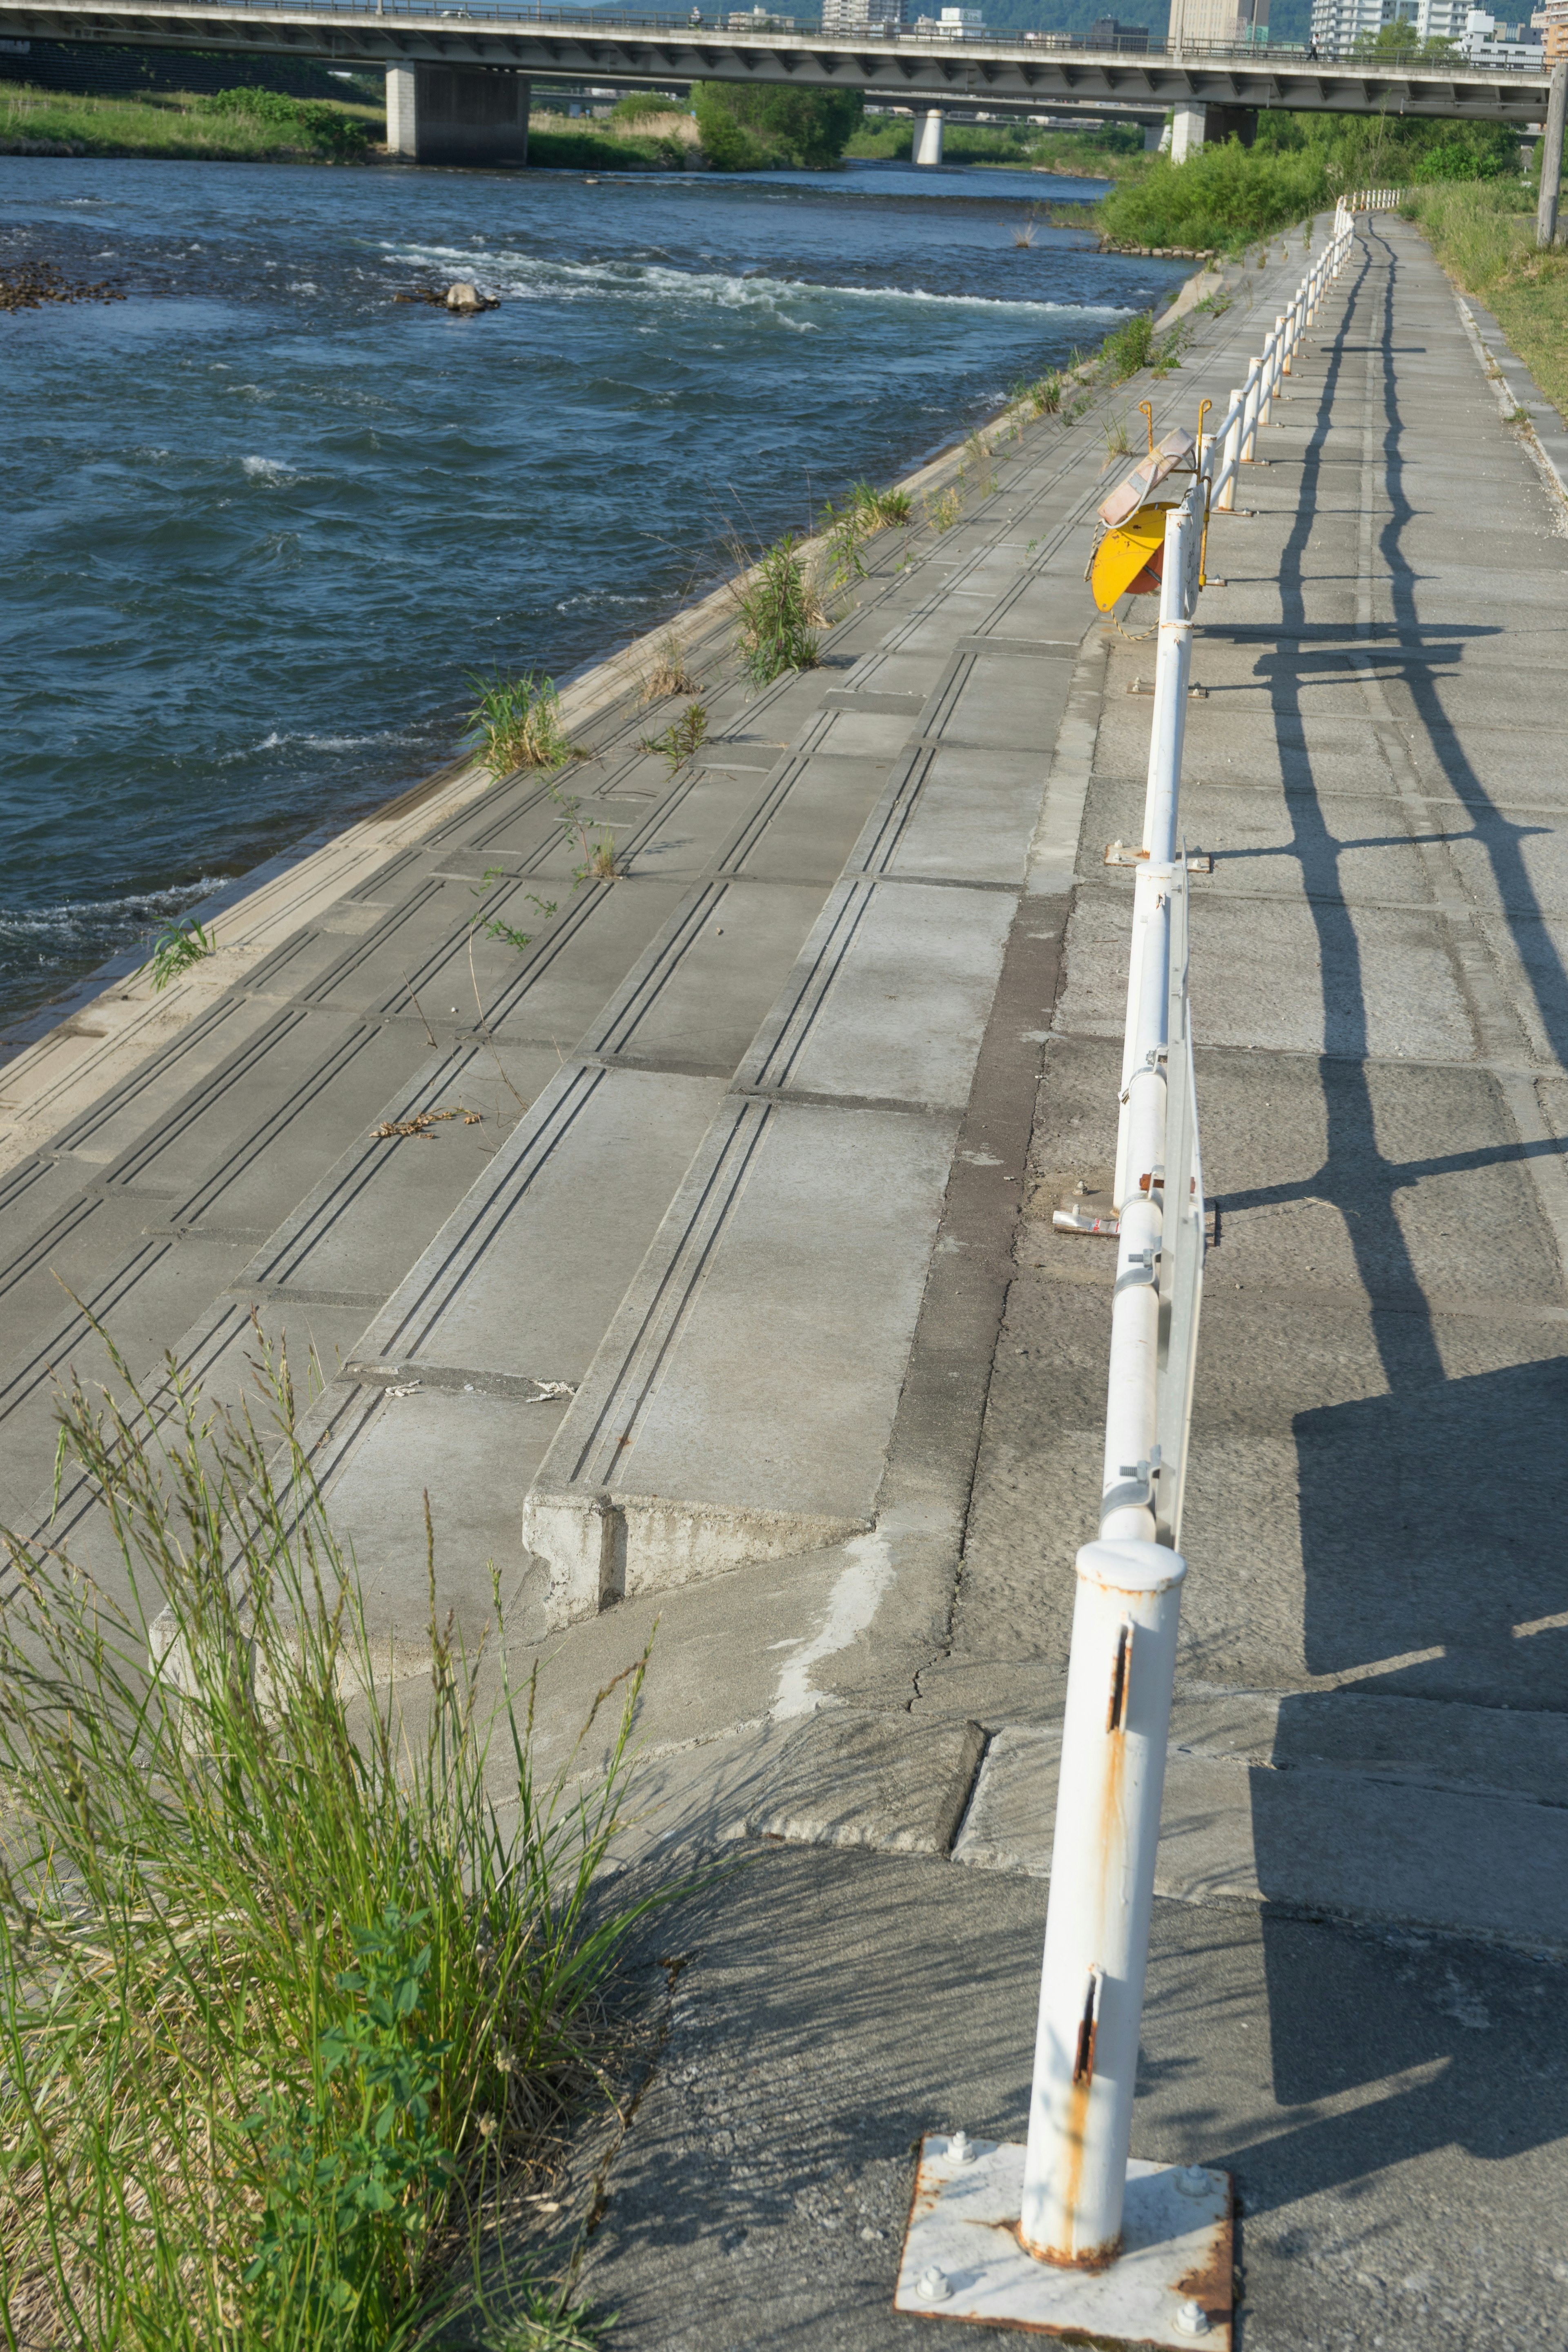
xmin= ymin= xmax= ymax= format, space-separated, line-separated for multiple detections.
xmin=0 ymin=151 xmax=1186 ymax=1036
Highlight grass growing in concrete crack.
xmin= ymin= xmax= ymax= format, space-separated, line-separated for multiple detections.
xmin=470 ymin=866 xmax=559 ymax=954
xmin=0 ymin=1324 xmax=660 ymax=2352
xmin=467 ymin=672 xmax=577 ymax=779
xmin=820 ymin=480 xmax=913 ymax=592
xmin=143 ymin=913 xmax=215 ymax=990
xmin=639 ymin=701 xmax=709 ymax=777
xmin=927 ymin=485 xmax=962 ymax=533
xmin=637 ymin=632 xmax=697 ymax=708
xmin=1015 ymin=370 xmax=1065 ymax=416
xmin=732 ymin=533 xmax=822 ymax=686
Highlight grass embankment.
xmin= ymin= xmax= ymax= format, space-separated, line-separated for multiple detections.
xmin=0 ymin=80 xmax=380 ymax=160
xmin=1403 ymin=178 xmax=1568 ymax=420
xmin=0 ymin=1331 xmax=657 ymax=2349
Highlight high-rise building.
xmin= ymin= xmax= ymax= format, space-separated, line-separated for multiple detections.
xmin=1171 ymin=0 xmax=1270 ymax=45
xmin=823 ymin=0 xmax=905 ymax=27
xmin=1540 ymin=0 xmax=1568 ymax=64
xmin=1307 ymin=0 xmax=1415 ymax=53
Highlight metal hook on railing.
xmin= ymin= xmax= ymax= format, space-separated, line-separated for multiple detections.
xmin=1195 ymin=401 xmax=1212 ymax=589
xmin=1137 ymin=400 xmax=1154 ymax=456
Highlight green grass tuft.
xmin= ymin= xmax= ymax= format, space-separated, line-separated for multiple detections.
xmin=733 ymin=536 xmax=822 ymax=686
xmin=143 ymin=913 xmax=215 ymax=990
xmin=0 ymin=1322 xmax=661 ymax=2349
xmin=467 ymin=671 xmax=576 ymax=778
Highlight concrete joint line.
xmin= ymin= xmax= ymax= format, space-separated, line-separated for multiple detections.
xmin=1024 ymin=627 xmax=1111 ymax=901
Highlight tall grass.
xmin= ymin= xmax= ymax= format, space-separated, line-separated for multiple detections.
xmin=0 ymin=1328 xmax=657 ymax=2351
xmin=467 ymin=672 xmax=576 ymax=778
xmin=0 ymin=81 xmax=380 ymax=161
xmin=732 ymin=535 xmax=822 ymax=686
xmin=1403 ymin=178 xmax=1568 ymax=419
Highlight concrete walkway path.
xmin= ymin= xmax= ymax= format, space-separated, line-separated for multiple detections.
xmin=3 ymin=208 xmax=1566 ymax=2347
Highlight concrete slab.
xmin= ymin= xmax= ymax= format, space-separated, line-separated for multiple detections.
xmin=352 ymin=1062 xmax=724 ymax=1383
xmin=1057 ymin=885 xmax=1481 ymax=1063
xmin=239 ymin=1039 xmax=557 ymax=1305
xmin=735 ymin=879 xmax=1015 ymax=1113
xmin=524 ymin=1097 xmax=958 ymax=1621
xmin=744 ymin=1709 xmax=985 ymax=1857
xmin=954 ymin=1721 xmax=1568 ymax=1955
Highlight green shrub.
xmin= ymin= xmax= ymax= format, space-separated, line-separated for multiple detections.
xmin=691 ymin=82 xmax=862 ymax=170
xmin=1099 ymin=140 xmax=1327 ymax=255
xmin=200 ymin=85 xmax=370 ymax=160
xmin=609 ymin=90 xmax=684 ymax=123
xmin=1102 ymin=311 xmax=1158 ymax=379
xmin=466 ymin=670 xmax=575 ymax=776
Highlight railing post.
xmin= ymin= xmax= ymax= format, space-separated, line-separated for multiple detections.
xmin=1241 ymin=353 xmax=1263 ymax=459
xmin=1017 ymin=1537 xmax=1187 ymax=2263
xmin=1114 ymin=496 xmax=1196 ymax=1210
xmin=1217 ymin=390 xmax=1243 ymax=509
xmin=1260 ymin=315 xmax=1284 ymax=420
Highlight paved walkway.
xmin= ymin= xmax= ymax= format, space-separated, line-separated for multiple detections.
xmin=3 ymin=212 xmax=1566 ymax=2347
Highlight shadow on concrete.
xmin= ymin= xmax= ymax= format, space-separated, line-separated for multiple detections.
xmin=1221 ymin=227 xmax=1568 ymax=2186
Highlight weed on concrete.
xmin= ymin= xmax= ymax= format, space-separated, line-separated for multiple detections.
xmin=732 ymin=534 xmax=821 ymax=686
xmin=639 ymin=701 xmax=709 ymax=776
xmin=143 ymin=913 xmax=215 ymax=991
xmin=468 ymin=672 xmax=577 ymax=779
xmin=637 ymin=631 xmax=697 ymax=707
xmin=0 ymin=1327 xmax=658 ymax=2350
xmin=470 ymin=865 xmax=559 ymax=954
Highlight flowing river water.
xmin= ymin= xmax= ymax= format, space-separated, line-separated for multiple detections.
xmin=0 ymin=151 xmax=1187 ymax=1036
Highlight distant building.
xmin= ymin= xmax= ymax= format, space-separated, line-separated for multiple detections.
xmin=1456 ymin=3 xmax=1543 ymax=55
xmin=1414 ymin=0 xmax=1468 ymax=37
xmin=1089 ymin=15 xmax=1151 ymax=46
xmin=1172 ymin=0 xmax=1270 ymax=46
xmin=1539 ymin=0 xmax=1568 ymax=63
xmin=821 ymin=0 xmax=904 ymax=25
xmin=1307 ymin=0 xmax=1415 ymax=54
xmin=911 ymin=6 xmax=986 ymax=33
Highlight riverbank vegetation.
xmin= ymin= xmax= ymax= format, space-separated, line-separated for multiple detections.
xmin=691 ymin=80 xmax=863 ymax=170
xmin=1402 ymin=176 xmax=1568 ymax=419
xmin=0 ymin=78 xmax=379 ymax=160
xmin=844 ymin=111 xmax=1145 ymax=178
xmin=1097 ymin=109 xmax=1523 ymax=255
xmin=0 ymin=1334 xmax=652 ymax=2349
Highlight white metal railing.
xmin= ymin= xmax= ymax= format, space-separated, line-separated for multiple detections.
xmin=1015 ymin=200 xmax=1368 ymax=2274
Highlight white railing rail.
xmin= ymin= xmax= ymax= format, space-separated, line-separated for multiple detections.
xmin=1018 ymin=196 xmax=1366 ymax=2269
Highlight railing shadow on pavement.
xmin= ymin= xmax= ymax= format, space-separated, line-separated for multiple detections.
xmin=1196 ymin=225 xmax=1568 ymax=2209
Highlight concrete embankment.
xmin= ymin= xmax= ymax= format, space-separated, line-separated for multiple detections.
xmin=3 ymin=214 xmax=1567 ymax=2344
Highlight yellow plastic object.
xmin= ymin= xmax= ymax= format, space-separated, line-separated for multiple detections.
xmin=1089 ymin=501 xmax=1173 ymax=611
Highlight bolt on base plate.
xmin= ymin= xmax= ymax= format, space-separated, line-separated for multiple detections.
xmin=894 ymin=2136 xmax=1232 ymax=2345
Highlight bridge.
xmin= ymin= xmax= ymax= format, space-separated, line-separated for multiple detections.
xmin=2 ymin=0 xmax=1559 ymax=165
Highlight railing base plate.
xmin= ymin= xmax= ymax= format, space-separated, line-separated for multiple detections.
xmin=894 ymin=2136 xmax=1232 ymax=2344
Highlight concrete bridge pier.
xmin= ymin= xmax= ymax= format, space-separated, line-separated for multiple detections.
xmin=385 ymin=64 xmax=530 ymax=166
xmin=1169 ymin=97 xmax=1205 ymax=161
xmin=913 ymin=107 xmax=944 ymax=166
